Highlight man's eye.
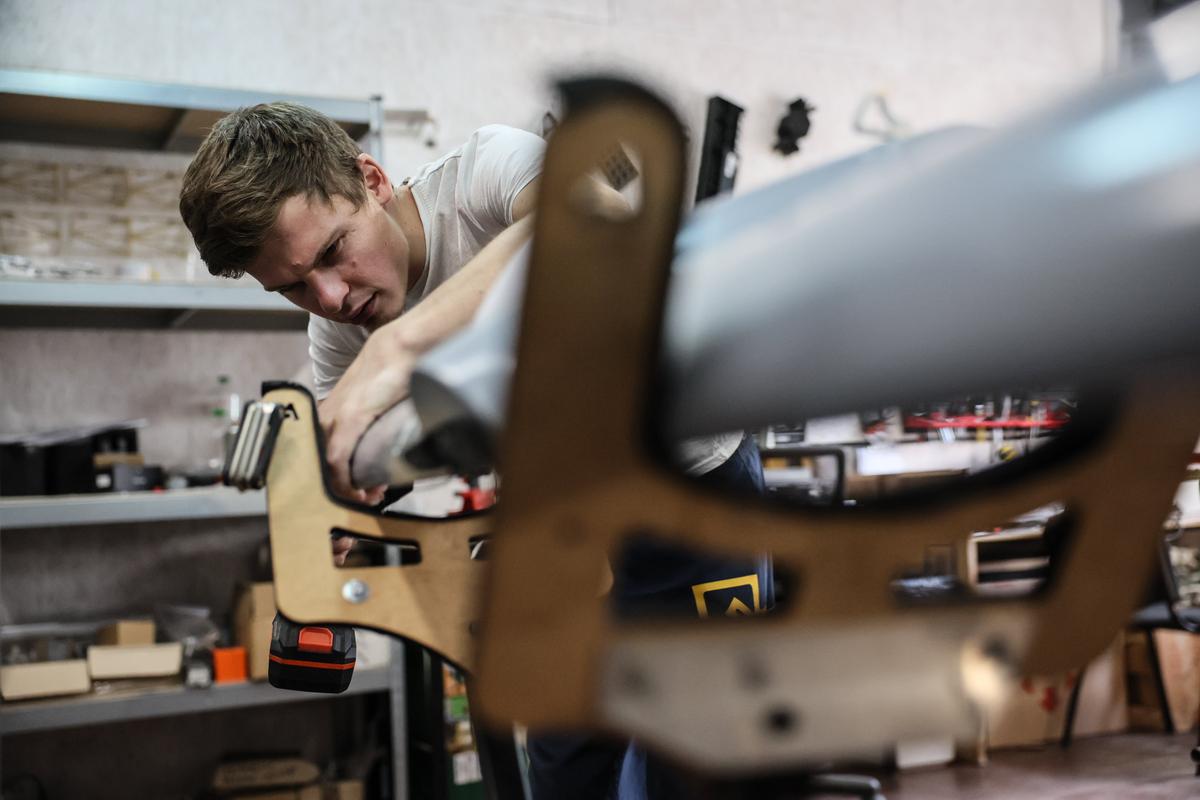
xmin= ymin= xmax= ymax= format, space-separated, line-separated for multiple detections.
xmin=323 ymin=236 xmax=344 ymax=264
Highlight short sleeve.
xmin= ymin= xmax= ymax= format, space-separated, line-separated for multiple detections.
xmin=465 ymin=125 xmax=545 ymax=226
xmin=308 ymin=314 xmax=365 ymax=400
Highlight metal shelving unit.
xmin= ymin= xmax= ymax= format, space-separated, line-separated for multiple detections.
xmin=0 ymin=666 xmax=389 ymax=735
xmin=0 ymin=487 xmax=266 ymax=530
xmin=0 ymin=278 xmax=308 ymax=330
xmin=0 ymin=68 xmax=381 ymax=154
xmin=0 ymin=67 xmax=384 ymax=330
xmin=0 ymin=279 xmax=294 ymax=311
xmin=0 ymin=70 xmax=407 ymax=798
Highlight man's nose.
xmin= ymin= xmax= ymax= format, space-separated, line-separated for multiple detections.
xmin=311 ymin=273 xmax=348 ymax=316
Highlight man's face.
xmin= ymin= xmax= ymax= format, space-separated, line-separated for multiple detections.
xmin=246 ymin=187 xmax=410 ymax=331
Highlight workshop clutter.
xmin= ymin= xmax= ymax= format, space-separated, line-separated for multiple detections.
xmin=0 ymin=419 xmax=150 ymax=495
xmin=86 ymin=616 xmax=181 ymax=679
xmin=87 ymin=641 xmax=183 ymax=680
xmin=984 ymin=627 xmax=1200 ymax=750
xmin=88 ymin=617 xmax=183 ymax=680
xmin=220 ymin=785 xmax=362 ymax=800
xmin=0 ymin=375 xmax=242 ymax=496
xmin=0 ymin=151 xmax=196 ymax=283
xmin=231 ymin=582 xmax=392 ymax=683
xmin=986 ymin=634 xmax=1127 ymax=749
xmin=234 ymin=581 xmax=276 ymax=681
xmin=0 ymin=658 xmax=91 ymax=701
xmin=1 ymin=582 xmax=390 ymax=705
xmin=210 ymin=756 xmax=364 ymax=799
xmin=1127 ymin=629 xmax=1200 ymax=733
xmin=97 ymin=618 xmax=155 ymax=645
xmin=0 ymin=616 xmax=182 ymax=700
xmin=2 ymin=587 xmax=272 ymax=700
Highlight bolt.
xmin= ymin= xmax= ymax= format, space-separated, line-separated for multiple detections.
xmin=342 ymin=579 xmax=370 ymax=604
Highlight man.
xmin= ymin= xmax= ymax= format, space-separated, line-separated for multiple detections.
xmin=180 ymin=102 xmax=770 ymax=799
xmin=181 ymin=103 xmax=543 ymax=514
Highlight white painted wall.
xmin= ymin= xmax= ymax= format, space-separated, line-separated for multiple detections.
xmin=0 ymin=0 xmax=1119 ymax=472
xmin=0 ymin=10 xmax=1123 ymax=791
xmin=1 ymin=0 xmax=1112 ymax=188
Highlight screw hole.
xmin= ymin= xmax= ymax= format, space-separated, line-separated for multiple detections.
xmin=740 ymin=658 xmax=768 ymax=690
xmin=618 ymin=664 xmax=652 ymax=698
xmin=763 ymin=706 xmax=799 ymax=736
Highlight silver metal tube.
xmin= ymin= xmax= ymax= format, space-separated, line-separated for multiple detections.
xmin=360 ymin=66 xmax=1200 ymax=484
xmin=664 ymin=68 xmax=1200 ymax=437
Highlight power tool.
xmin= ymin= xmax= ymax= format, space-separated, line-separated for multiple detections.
xmin=268 ymin=613 xmax=356 ymax=694
xmin=224 ymin=397 xmax=357 ymax=694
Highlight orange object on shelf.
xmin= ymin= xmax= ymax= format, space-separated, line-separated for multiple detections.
xmin=457 ymin=485 xmax=496 ymax=512
xmin=212 ymin=646 xmax=249 ymax=683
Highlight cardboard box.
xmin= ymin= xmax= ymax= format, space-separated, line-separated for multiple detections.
xmin=895 ymin=737 xmax=955 ymax=770
xmin=212 ymin=757 xmax=320 ymax=792
xmin=87 ymin=642 xmax=182 ymax=680
xmin=219 ymin=776 xmax=360 ymax=798
xmin=0 ymin=659 xmax=91 ymax=700
xmin=1154 ymin=629 xmax=1198 ymax=731
xmin=323 ymin=781 xmax=364 ymax=800
xmin=234 ymin=582 xmax=276 ymax=681
xmin=227 ymin=790 xmax=319 ymax=800
xmin=987 ymin=633 xmax=1127 ymax=749
xmin=93 ymin=452 xmax=144 ymax=468
xmin=96 ymin=619 xmax=155 ymax=646
xmin=842 ymin=473 xmax=882 ymax=502
xmin=353 ymin=628 xmax=392 ymax=670
xmin=1127 ymin=629 xmax=1200 ymax=733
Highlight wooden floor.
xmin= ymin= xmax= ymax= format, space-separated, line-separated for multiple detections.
xmin=886 ymin=733 xmax=1198 ymax=800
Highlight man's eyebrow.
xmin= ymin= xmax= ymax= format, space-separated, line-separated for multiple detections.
xmin=262 ymin=227 xmax=343 ymax=292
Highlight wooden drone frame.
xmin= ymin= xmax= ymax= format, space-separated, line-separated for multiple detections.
xmin=261 ymin=384 xmax=489 ymax=669
xmin=463 ymin=79 xmax=1200 ymax=767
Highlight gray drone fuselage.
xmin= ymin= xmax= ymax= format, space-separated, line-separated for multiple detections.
xmin=353 ymin=64 xmax=1200 ymax=488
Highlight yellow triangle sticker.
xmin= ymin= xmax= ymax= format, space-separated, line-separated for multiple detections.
xmin=725 ymin=598 xmax=753 ymax=616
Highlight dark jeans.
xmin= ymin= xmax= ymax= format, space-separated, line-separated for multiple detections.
xmin=526 ymin=435 xmax=771 ymax=800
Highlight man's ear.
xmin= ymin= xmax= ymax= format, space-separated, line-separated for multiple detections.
xmin=357 ymin=153 xmax=394 ymax=205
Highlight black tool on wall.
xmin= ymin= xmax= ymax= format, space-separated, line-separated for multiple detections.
xmin=774 ymin=97 xmax=814 ymax=155
xmin=695 ymin=95 xmax=744 ymax=202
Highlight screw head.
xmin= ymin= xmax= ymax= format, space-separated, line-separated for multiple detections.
xmin=342 ymin=579 xmax=370 ymax=604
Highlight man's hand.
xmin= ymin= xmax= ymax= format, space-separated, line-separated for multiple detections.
xmin=332 ymin=534 xmax=356 ymax=566
xmin=318 ymin=326 xmax=415 ymax=503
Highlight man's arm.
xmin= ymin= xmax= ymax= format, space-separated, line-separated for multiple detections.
xmin=318 ymin=180 xmax=540 ymax=498
xmin=386 ymin=202 xmax=536 ymax=355
xmin=319 ymin=175 xmax=631 ymax=499
xmin=385 ymin=174 xmax=632 ymax=356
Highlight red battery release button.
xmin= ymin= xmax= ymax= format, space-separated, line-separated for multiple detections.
xmin=297 ymin=626 xmax=335 ymax=653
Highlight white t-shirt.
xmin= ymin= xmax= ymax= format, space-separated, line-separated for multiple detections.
xmin=308 ymin=124 xmax=742 ymax=476
xmin=309 ymin=124 xmax=544 ymax=396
